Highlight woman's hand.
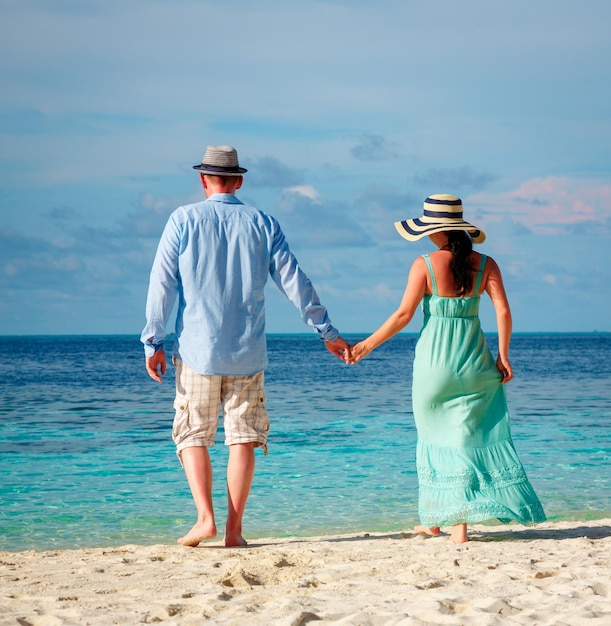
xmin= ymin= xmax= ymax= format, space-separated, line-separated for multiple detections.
xmin=351 ymin=341 xmax=374 ymax=364
xmin=496 ymin=354 xmax=513 ymax=383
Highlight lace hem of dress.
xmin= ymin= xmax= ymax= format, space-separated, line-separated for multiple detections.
xmin=418 ymin=501 xmax=546 ymax=527
xmin=417 ymin=463 xmax=528 ymax=489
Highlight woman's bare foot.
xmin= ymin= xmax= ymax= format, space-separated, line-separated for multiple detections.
xmin=414 ymin=525 xmax=441 ymax=536
xmin=449 ymin=523 xmax=469 ymax=544
xmin=177 ymin=521 xmax=217 ymax=547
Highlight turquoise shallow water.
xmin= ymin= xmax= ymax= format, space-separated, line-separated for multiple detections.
xmin=1 ymin=334 xmax=609 ymax=551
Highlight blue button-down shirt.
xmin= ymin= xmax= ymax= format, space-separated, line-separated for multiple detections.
xmin=141 ymin=193 xmax=339 ymax=375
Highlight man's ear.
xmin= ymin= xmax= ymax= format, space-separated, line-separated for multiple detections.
xmin=235 ymin=176 xmax=243 ymax=190
xmin=200 ymin=173 xmax=207 ymax=189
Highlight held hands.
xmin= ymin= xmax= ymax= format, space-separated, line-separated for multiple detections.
xmin=146 ymin=349 xmax=167 ymax=382
xmin=324 ymin=336 xmax=353 ymax=364
xmin=496 ymin=354 xmax=513 ymax=383
xmin=324 ymin=337 xmax=374 ymax=365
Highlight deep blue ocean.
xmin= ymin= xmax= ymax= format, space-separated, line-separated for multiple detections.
xmin=1 ymin=334 xmax=609 ymax=552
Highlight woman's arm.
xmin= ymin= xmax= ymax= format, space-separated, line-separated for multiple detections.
xmin=485 ymin=257 xmax=514 ymax=383
xmin=351 ymin=257 xmax=428 ymax=363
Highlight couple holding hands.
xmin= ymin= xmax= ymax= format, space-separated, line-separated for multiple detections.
xmin=142 ymin=146 xmax=545 ymax=547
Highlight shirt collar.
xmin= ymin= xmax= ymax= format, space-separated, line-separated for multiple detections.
xmin=208 ymin=193 xmax=243 ymax=204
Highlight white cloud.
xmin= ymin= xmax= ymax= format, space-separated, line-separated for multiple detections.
xmin=283 ymin=185 xmax=321 ymax=202
xmin=542 ymin=274 xmax=557 ymax=285
xmin=139 ymin=193 xmax=174 ymax=215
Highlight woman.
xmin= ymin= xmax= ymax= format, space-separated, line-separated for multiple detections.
xmin=351 ymin=194 xmax=546 ymax=543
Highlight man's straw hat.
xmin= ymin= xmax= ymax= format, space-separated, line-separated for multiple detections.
xmin=192 ymin=145 xmax=247 ymax=175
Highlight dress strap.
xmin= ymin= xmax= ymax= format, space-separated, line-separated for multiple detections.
xmin=422 ymin=254 xmax=438 ymax=296
xmin=473 ymin=254 xmax=487 ymax=294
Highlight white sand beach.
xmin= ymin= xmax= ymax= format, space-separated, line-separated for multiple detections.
xmin=1 ymin=518 xmax=609 ymax=625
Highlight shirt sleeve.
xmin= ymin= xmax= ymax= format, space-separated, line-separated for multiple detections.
xmin=140 ymin=214 xmax=181 ymax=356
xmin=268 ymin=219 xmax=339 ymax=341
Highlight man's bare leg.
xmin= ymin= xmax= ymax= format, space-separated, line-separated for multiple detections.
xmin=450 ymin=523 xmax=469 ymax=544
xmin=177 ymin=446 xmax=217 ymax=547
xmin=225 ymin=442 xmax=255 ymax=547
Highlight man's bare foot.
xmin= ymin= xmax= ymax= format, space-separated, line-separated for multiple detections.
xmin=177 ymin=521 xmax=217 ymax=547
xmin=449 ymin=523 xmax=468 ymax=544
xmin=224 ymin=533 xmax=248 ymax=547
xmin=414 ymin=525 xmax=441 ymax=536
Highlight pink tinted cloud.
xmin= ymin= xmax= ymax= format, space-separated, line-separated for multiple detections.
xmin=469 ymin=177 xmax=611 ymax=234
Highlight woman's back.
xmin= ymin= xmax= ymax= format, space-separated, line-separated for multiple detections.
xmin=425 ymin=249 xmax=491 ymax=298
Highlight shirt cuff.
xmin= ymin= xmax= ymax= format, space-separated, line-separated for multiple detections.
xmin=318 ymin=325 xmax=339 ymax=342
xmin=144 ymin=339 xmax=164 ymax=357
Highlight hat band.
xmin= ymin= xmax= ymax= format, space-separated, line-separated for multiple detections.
xmin=423 ymin=208 xmax=464 ymax=219
xmin=425 ymin=197 xmax=462 ymax=206
xmin=199 ymin=164 xmax=241 ymax=173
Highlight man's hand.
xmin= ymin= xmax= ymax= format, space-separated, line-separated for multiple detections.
xmin=146 ymin=349 xmax=167 ymax=382
xmin=324 ymin=336 xmax=353 ymax=364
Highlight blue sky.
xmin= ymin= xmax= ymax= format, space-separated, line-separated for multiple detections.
xmin=1 ymin=0 xmax=610 ymax=336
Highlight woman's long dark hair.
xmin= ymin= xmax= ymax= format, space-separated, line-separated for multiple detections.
xmin=445 ymin=230 xmax=475 ymax=296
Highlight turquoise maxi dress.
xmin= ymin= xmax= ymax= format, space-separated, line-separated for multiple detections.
xmin=412 ymin=254 xmax=546 ymax=527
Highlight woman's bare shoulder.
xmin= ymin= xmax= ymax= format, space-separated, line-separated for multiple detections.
xmin=474 ymin=251 xmax=500 ymax=270
xmin=407 ymin=255 xmax=431 ymax=290
xmin=411 ymin=254 xmax=428 ymax=267
xmin=482 ymin=254 xmax=501 ymax=272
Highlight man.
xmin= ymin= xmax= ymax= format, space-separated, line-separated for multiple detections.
xmin=141 ymin=145 xmax=350 ymax=547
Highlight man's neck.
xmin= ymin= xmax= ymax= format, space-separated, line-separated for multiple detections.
xmin=202 ymin=175 xmax=242 ymax=197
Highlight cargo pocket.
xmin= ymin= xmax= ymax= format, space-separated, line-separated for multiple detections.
xmin=172 ymin=394 xmax=190 ymax=446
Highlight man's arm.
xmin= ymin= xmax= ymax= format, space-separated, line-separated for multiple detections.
xmin=141 ymin=215 xmax=181 ymax=378
xmin=268 ymin=221 xmax=350 ymax=361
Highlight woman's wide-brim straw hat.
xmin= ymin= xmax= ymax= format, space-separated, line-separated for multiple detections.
xmin=394 ymin=194 xmax=486 ymax=243
xmin=193 ymin=145 xmax=248 ymax=175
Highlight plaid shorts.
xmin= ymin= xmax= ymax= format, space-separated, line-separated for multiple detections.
xmin=172 ymin=358 xmax=270 ymax=457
